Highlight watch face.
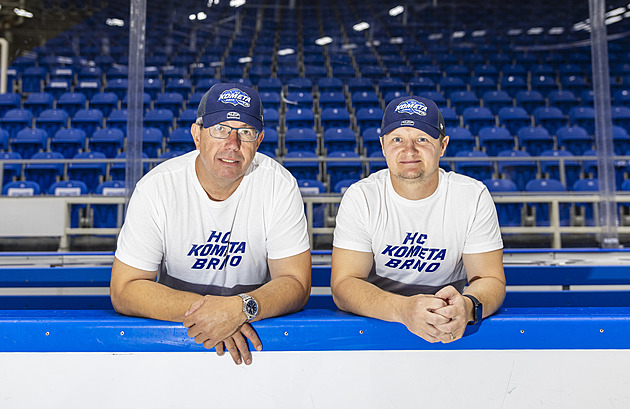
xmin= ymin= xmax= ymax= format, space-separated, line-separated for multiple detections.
xmin=245 ymin=299 xmax=258 ymax=317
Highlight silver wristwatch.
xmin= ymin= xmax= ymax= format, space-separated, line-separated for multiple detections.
xmin=238 ymin=293 xmax=259 ymax=322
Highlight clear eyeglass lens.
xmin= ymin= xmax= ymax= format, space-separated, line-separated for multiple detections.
xmin=211 ymin=125 xmax=258 ymax=141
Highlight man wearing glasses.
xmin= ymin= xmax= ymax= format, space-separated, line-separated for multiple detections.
xmin=110 ymin=83 xmax=311 ymax=365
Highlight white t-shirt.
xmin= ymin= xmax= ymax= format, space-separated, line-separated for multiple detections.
xmin=115 ymin=151 xmax=310 ymax=295
xmin=333 ymin=168 xmax=503 ymax=295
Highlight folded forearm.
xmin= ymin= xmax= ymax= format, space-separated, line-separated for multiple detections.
xmin=249 ymin=275 xmax=310 ymax=321
xmin=465 ymin=276 xmax=506 ymax=318
xmin=332 ymin=277 xmax=406 ymax=323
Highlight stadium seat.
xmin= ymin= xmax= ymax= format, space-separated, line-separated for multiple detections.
xmin=285 ymin=92 xmax=314 ymax=110
xmin=0 ymin=93 xmax=21 ymax=117
xmin=22 ymin=67 xmax=46 ymax=92
xmin=326 ymin=151 xmax=362 ymax=189
xmin=482 ymin=90 xmax=513 ymax=115
xmin=462 ymin=106 xmax=495 ymax=136
xmin=533 ymin=107 xmax=567 ymax=136
xmin=351 ymin=91 xmax=380 ymax=111
xmin=415 ymin=65 xmax=442 ymax=83
xmin=409 ymin=78 xmax=436 ymax=95
xmin=49 ymin=180 xmax=88 ymax=227
xmin=24 ymin=92 xmax=54 ymax=117
xmin=439 ymin=77 xmax=467 ymax=96
xmin=454 ymin=150 xmax=494 ymax=181
xmin=572 ymin=178 xmax=599 ymax=226
xmin=297 ymin=179 xmax=326 ymax=227
xmin=68 ymin=151 xmax=107 ymax=193
xmin=498 ymin=107 xmax=530 ymax=135
xmin=539 ymin=149 xmax=581 ymax=190
xmin=105 ymin=78 xmax=129 ymax=100
xmin=548 ymin=90 xmax=579 ymax=115
xmin=361 ymin=127 xmax=382 ymax=156
xmin=356 ymin=107 xmax=384 ymax=132
xmin=497 ymin=150 xmax=538 ymax=191
xmin=36 ymin=109 xmax=69 ymax=139
xmin=319 ymin=91 xmax=346 ymax=110
xmin=347 ymin=78 xmax=374 ymax=94
xmin=517 ymin=126 xmax=555 ymax=156
xmin=320 ymin=108 xmax=351 ymax=130
xmin=323 ymin=127 xmax=356 ymax=154
xmin=144 ymin=109 xmax=174 ymax=137
xmin=561 ymin=75 xmax=589 ymax=96
xmin=612 ymin=125 xmax=630 ymax=155
xmin=283 ymin=151 xmax=320 ymax=181
xmin=446 ymin=127 xmax=476 ymax=155
xmin=478 ymin=127 xmax=515 ymax=156
xmin=57 ymin=92 xmax=87 ymax=117
xmin=166 ymin=78 xmax=193 ymax=97
xmin=50 ymin=128 xmax=86 ymax=158
xmin=257 ymin=78 xmax=282 ymax=94
xmin=154 ymin=93 xmax=184 ymax=116
xmin=473 ymin=64 xmax=499 ymax=81
xmin=167 ymin=128 xmax=195 ymax=153
xmin=259 ymin=127 xmax=279 ymax=155
xmin=612 ymin=106 xmax=630 ymax=134
xmin=1 ymin=180 xmax=41 ymax=196
xmin=333 ymin=179 xmax=359 ymax=194
xmin=24 ymin=151 xmax=64 ymax=192
xmin=106 ymin=109 xmax=127 ymax=135
xmin=556 ymin=125 xmax=593 ymax=155
xmin=569 ymin=106 xmax=595 ymax=135
xmin=482 ymin=178 xmax=522 ymax=226
xmin=0 ymin=128 xmax=8 ymax=151
xmin=287 ymin=78 xmax=313 ymax=93
xmin=317 ymin=77 xmax=344 ymax=93
xmin=530 ymin=75 xmax=558 ymax=97
xmin=90 ymin=128 xmax=124 ymax=158
xmin=93 ymin=180 xmax=126 ymax=228
xmin=177 ymin=109 xmax=197 ymax=128
xmin=10 ymin=128 xmax=47 ymax=159
xmin=1 ymin=151 xmax=22 ymax=185
xmin=500 ymin=76 xmax=527 ymax=98
xmin=525 ymin=177 xmax=570 ymax=226
xmin=72 ymin=109 xmax=103 ymax=137
xmin=284 ymin=128 xmax=318 ymax=153
xmin=75 ymin=79 xmax=102 ymax=100
xmin=259 ymin=91 xmax=282 ymax=111
xmin=449 ymin=91 xmax=479 ymax=115
xmin=285 ymin=108 xmax=315 ymax=130
xmin=109 ymin=152 xmax=149 ymax=181
xmin=470 ymin=76 xmax=496 ymax=98
xmin=515 ymin=90 xmax=546 ymax=114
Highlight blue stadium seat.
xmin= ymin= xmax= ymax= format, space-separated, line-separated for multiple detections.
xmin=57 ymin=92 xmax=87 ymax=118
xmin=384 ymin=91 xmax=410 ymax=106
xmin=0 ymin=128 xmax=8 ymax=151
xmin=1 ymin=180 xmax=41 ymax=196
xmin=11 ymin=128 xmax=47 ymax=159
xmin=188 ymin=91 xmax=205 ymax=108
xmin=24 ymin=151 xmax=64 ymax=192
xmin=287 ymin=78 xmax=313 ymax=93
xmin=0 ymin=93 xmax=21 ymax=117
xmin=122 ymin=93 xmax=150 ymax=113
xmin=517 ymin=126 xmax=555 ymax=156
xmin=572 ymin=178 xmax=599 ymax=226
xmin=470 ymin=76 xmax=497 ymax=98
xmin=168 ymin=128 xmax=196 ymax=153
xmin=439 ymin=77 xmax=467 ymax=98
xmin=89 ymin=92 xmax=119 ymax=118
xmin=105 ymin=78 xmax=129 ymax=100
xmin=367 ymin=151 xmax=387 ymax=175
xmin=72 ymin=108 xmax=103 ymax=138
xmin=320 ymin=108 xmax=351 ymax=130
xmin=415 ymin=91 xmax=447 ymax=108
xmin=482 ymin=178 xmax=522 ymax=226
xmin=178 ymin=109 xmax=197 ymax=128
xmin=154 ymin=92 xmax=184 ymax=116
xmin=144 ymin=109 xmax=174 ymax=137
xmin=561 ymin=75 xmax=589 ymax=96
xmin=355 ymin=107 xmax=384 ymax=133
xmin=259 ymin=127 xmax=279 ymax=155
xmin=1 ymin=109 xmax=34 ymax=138
xmin=50 ymin=128 xmax=87 ymax=159
xmin=614 ymin=89 xmax=630 ymax=107
xmin=482 ymin=90 xmax=513 ymax=115
xmin=501 ymin=64 xmax=527 ymax=78
xmin=257 ymin=78 xmax=282 ymax=94
xmin=94 ymin=180 xmax=126 ymax=228
xmin=22 ymin=67 xmax=46 ymax=92
xmin=569 ymin=106 xmax=595 ymax=135
xmin=351 ymin=91 xmax=380 ymax=111
xmin=67 ymin=151 xmax=106 ymax=193
xmin=285 ymin=108 xmax=315 ymax=130
xmin=317 ymin=77 xmax=344 ymax=93
xmin=75 ymin=79 xmax=102 ymax=100
xmin=78 ymin=66 xmax=102 ymax=81
xmin=166 ymin=78 xmax=192 ymax=97
xmin=548 ymin=90 xmax=579 ymax=115
xmin=497 ymin=150 xmax=538 ymax=191
xmin=454 ymin=150 xmax=494 ymax=181
xmin=1 ymin=151 xmax=22 ymax=185
xmin=259 ymin=91 xmax=282 ymax=111
xmin=462 ymin=107 xmax=495 ymax=136
xmin=515 ymin=90 xmax=546 ymax=114
xmin=612 ymin=106 xmax=630 ymax=135
xmin=333 ymin=179 xmax=359 ymax=194
xmin=440 ymin=106 xmax=459 ymax=128
xmin=109 ymin=152 xmax=149 ymax=181
xmin=263 ymin=108 xmax=280 ymax=129
xmin=613 ymin=125 xmax=630 ymax=155
xmin=446 ymin=127 xmax=476 ymax=155
xmin=90 ymin=128 xmax=124 ymax=158
xmin=49 ymin=180 xmax=88 ymax=227
xmin=283 ymin=151 xmax=320 ymax=181
xmin=323 ymin=127 xmax=356 ymax=154
xmin=298 ymin=178 xmax=326 ymax=226
xmin=347 ymin=78 xmax=374 ymax=94
xmin=195 ymin=78 xmax=222 ymax=94
xmin=36 ymin=109 xmax=69 ymax=139
xmin=498 ymin=107 xmax=530 ymax=135
xmin=106 ymin=109 xmax=127 ymax=135
xmin=319 ymin=91 xmax=346 ymax=110
xmin=533 ymin=106 xmax=567 ymax=136
xmin=361 ymin=127 xmax=381 ymax=156
xmin=284 ymin=128 xmax=318 ymax=153
xmin=449 ymin=91 xmax=479 ymax=115
xmin=525 ymin=177 xmax=570 ymax=226
xmin=285 ymin=91 xmax=314 ymax=109
xmin=478 ymin=127 xmax=515 ymax=156
xmin=473 ymin=64 xmax=499 ymax=81
xmin=539 ymin=149 xmax=581 ymax=190
xmin=500 ymin=76 xmax=527 ymax=98
xmin=530 ymin=75 xmax=558 ymax=97
xmin=378 ymin=77 xmax=406 ymax=96
xmin=326 ymin=151 xmax=362 ymax=189
xmin=415 ymin=65 xmax=442 ymax=83
xmin=409 ymin=78 xmax=436 ymax=95
xmin=530 ymin=63 xmax=555 ymax=77
xmin=24 ymin=92 xmax=54 ymax=117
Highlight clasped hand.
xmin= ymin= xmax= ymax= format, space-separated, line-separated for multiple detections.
xmin=182 ymin=295 xmax=262 ymax=365
xmin=401 ymin=286 xmax=468 ymax=343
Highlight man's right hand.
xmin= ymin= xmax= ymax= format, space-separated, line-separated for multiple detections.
xmin=399 ymin=295 xmax=451 ymax=343
xmin=183 ymin=295 xmax=246 ymax=349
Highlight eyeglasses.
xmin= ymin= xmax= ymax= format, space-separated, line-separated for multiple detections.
xmin=207 ymin=123 xmax=260 ymax=142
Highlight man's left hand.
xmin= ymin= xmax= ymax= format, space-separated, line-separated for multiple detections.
xmin=432 ymin=286 xmax=469 ymax=343
xmin=213 ymin=323 xmax=262 ymax=365
xmin=182 ymin=295 xmax=246 ymax=348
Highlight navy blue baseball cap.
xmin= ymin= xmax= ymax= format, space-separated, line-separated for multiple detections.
xmin=380 ymin=96 xmax=445 ymax=139
xmin=197 ymin=82 xmax=264 ymax=131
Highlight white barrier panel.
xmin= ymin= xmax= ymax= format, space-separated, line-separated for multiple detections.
xmin=0 ymin=198 xmax=65 ymax=236
xmin=0 ymin=350 xmax=628 ymax=408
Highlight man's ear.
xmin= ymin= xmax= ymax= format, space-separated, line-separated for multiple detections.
xmin=191 ymin=123 xmax=201 ymax=149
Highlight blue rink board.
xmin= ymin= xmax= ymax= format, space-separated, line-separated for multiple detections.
xmin=1 ymin=307 xmax=630 ymax=352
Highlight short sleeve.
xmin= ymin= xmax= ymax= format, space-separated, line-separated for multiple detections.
xmin=115 ymin=186 xmax=165 ymax=271
xmin=333 ymin=185 xmax=373 ymax=252
xmin=463 ymin=187 xmax=503 ymax=254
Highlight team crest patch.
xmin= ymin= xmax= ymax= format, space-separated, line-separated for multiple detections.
xmin=218 ymin=88 xmax=251 ymax=107
xmin=395 ymin=99 xmax=427 ymax=116
xmin=227 ymin=111 xmax=241 ymax=119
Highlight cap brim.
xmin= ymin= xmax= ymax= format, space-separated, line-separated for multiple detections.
xmin=379 ymin=121 xmax=442 ymax=139
xmin=201 ymin=110 xmax=263 ymax=132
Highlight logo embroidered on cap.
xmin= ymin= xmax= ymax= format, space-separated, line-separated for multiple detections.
xmin=217 ymin=88 xmax=251 ymax=107
xmin=401 ymin=120 xmax=415 ymax=126
xmin=227 ymin=111 xmax=241 ymax=119
xmin=395 ymin=99 xmax=427 ymax=116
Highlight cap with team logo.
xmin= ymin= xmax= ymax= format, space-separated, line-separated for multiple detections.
xmin=197 ymin=82 xmax=264 ymax=131
xmin=379 ymin=96 xmax=445 ymax=139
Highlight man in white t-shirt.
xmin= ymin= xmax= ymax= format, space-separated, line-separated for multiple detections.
xmin=331 ymin=96 xmax=506 ymax=343
xmin=110 ymin=83 xmax=311 ymax=365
